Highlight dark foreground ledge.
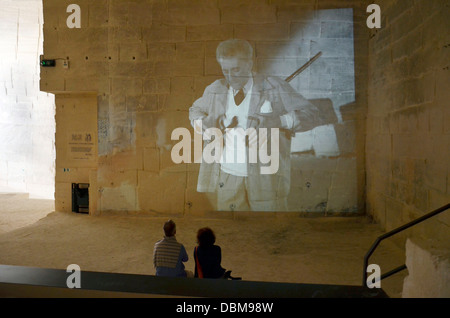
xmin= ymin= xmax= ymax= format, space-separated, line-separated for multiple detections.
xmin=0 ymin=264 xmax=388 ymax=298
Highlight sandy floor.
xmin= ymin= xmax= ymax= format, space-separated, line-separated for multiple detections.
xmin=0 ymin=192 xmax=408 ymax=297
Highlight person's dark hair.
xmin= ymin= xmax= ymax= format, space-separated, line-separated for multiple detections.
xmin=196 ymin=227 xmax=216 ymax=247
xmin=164 ymin=220 xmax=176 ymax=237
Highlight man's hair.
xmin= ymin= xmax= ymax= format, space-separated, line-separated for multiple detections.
xmin=196 ymin=227 xmax=216 ymax=247
xmin=164 ymin=220 xmax=176 ymax=237
xmin=216 ymin=39 xmax=253 ymax=62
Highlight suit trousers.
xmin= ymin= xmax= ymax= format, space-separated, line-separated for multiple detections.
xmin=217 ymin=169 xmax=288 ymax=212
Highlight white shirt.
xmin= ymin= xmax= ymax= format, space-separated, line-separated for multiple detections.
xmin=220 ymin=79 xmax=254 ymax=177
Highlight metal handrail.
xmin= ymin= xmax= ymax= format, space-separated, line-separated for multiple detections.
xmin=363 ymin=203 xmax=450 ymax=287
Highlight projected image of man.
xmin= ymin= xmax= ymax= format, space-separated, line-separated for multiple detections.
xmin=189 ymin=39 xmax=326 ymax=212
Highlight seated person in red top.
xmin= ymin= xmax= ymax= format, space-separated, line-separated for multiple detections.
xmin=194 ymin=227 xmax=241 ymax=280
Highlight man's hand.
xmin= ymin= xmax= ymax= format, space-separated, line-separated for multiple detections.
xmin=218 ymin=115 xmax=238 ymax=131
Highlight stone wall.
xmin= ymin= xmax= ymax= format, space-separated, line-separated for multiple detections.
xmin=54 ymin=93 xmax=98 ymax=213
xmin=41 ymin=0 xmax=369 ymax=215
xmin=366 ymin=0 xmax=449 ymax=245
xmin=0 ymin=0 xmax=55 ymax=199
xmin=402 ymin=238 xmax=450 ymax=298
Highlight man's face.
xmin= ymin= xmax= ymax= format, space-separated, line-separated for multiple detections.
xmin=219 ymin=57 xmax=253 ymax=91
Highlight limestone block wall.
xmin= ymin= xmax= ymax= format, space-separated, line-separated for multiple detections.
xmin=402 ymin=238 xmax=450 ymax=298
xmin=54 ymin=94 xmax=98 ymax=213
xmin=0 ymin=0 xmax=55 ymax=199
xmin=366 ymin=0 xmax=449 ymax=245
xmin=41 ymin=0 xmax=369 ymax=215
